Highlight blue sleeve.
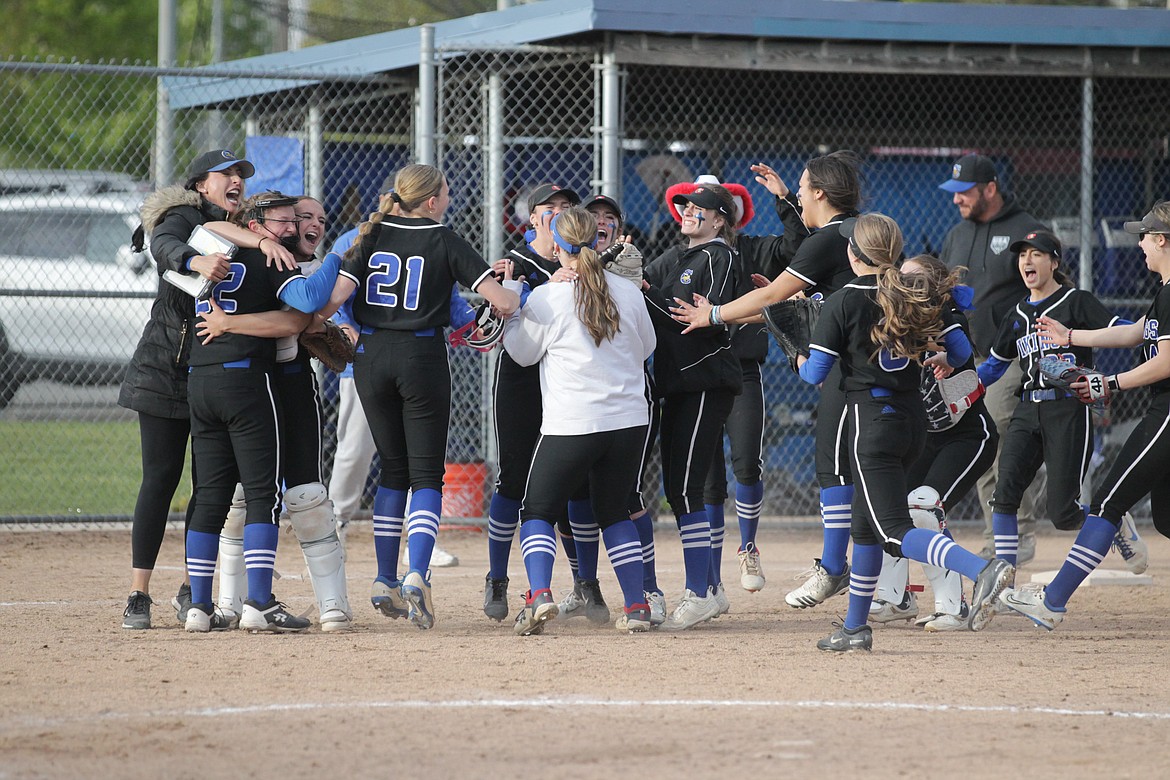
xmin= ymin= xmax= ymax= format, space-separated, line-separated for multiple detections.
xmin=449 ymin=285 xmax=474 ymax=329
xmin=279 ymin=251 xmax=341 ymax=313
xmin=943 ymin=328 xmax=972 ymax=367
xmin=1115 ymin=318 xmax=1134 ymax=326
xmin=799 ymin=349 xmax=836 ymax=385
xmin=977 ymin=355 xmax=1009 ymax=387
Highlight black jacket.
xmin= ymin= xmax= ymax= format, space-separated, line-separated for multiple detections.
xmin=118 ymin=187 xmax=229 ymax=418
xmin=939 ymin=194 xmax=1045 ymax=355
xmin=643 ymin=241 xmax=743 ymax=397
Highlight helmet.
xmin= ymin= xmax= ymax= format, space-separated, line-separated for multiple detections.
xmin=448 ymin=302 xmax=505 ymax=352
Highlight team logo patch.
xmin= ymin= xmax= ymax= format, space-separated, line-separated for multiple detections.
xmin=680 ymin=269 xmax=694 ymax=284
xmin=990 ymin=235 xmax=1010 ymax=255
xmin=952 ymin=162 xmax=963 ymax=179
xmin=221 ymin=150 xmax=236 ymax=160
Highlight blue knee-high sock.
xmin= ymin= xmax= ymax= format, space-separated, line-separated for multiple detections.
xmin=519 ymin=519 xmax=557 ymax=594
xmin=406 ymin=488 xmax=442 ymax=577
xmin=677 ymin=511 xmax=712 ymax=595
xmin=557 ymin=525 xmax=579 ymax=577
xmin=1046 ymin=514 xmax=1116 ymax=609
xmin=632 ymin=510 xmax=659 ymax=593
xmin=901 ymin=527 xmax=987 ymax=582
xmin=844 ymin=543 xmax=883 ymax=630
xmin=487 ymin=492 xmax=521 ymax=580
xmin=736 ymin=480 xmax=764 ymax=549
xmin=820 ymin=485 xmax=852 ymax=576
xmin=705 ymin=502 xmax=725 ymax=588
xmin=992 ymin=512 xmax=1018 ymax=564
xmin=186 ymin=529 xmax=220 ymax=608
xmin=373 ymin=487 xmax=408 ymax=583
xmin=569 ymin=499 xmax=600 ymax=581
xmin=243 ymin=522 xmax=279 ymax=603
xmin=602 ymin=520 xmax=646 ymax=610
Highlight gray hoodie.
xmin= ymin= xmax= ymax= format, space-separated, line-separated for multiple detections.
xmin=940 ymin=194 xmax=1045 ymax=354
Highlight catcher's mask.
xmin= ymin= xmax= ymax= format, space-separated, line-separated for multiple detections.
xmin=449 ymin=302 xmax=505 ymax=352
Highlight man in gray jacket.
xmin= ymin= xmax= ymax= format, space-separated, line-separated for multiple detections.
xmin=939 ymin=154 xmax=1046 ymax=563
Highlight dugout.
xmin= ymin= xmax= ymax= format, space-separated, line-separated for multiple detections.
xmin=163 ymin=0 xmax=1170 ymax=517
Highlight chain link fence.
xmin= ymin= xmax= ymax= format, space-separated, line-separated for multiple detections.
xmin=3 ymin=44 xmax=1169 ymax=526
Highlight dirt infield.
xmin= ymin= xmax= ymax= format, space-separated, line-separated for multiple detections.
xmin=2 ymin=522 xmax=1169 ymax=779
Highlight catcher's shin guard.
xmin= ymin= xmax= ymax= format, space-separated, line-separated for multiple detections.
xmin=876 ymin=553 xmax=909 ymax=606
xmin=286 ymin=482 xmax=351 ymax=627
xmin=217 ymin=483 xmax=247 ymax=618
xmin=908 ymin=486 xmax=963 ymax=615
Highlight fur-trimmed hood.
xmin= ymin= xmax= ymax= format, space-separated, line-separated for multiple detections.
xmin=139 ymin=185 xmax=204 ymax=233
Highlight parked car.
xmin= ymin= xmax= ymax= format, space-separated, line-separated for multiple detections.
xmin=0 ymin=193 xmax=155 ymax=407
xmin=0 ymin=169 xmax=149 ymax=197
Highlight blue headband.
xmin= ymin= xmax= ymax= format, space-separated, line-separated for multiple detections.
xmin=549 ymin=213 xmax=597 ymax=255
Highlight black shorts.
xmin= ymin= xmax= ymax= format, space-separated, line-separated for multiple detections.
xmin=353 ymin=329 xmax=450 ymax=493
xmin=522 ymin=426 xmax=649 ymax=528
xmin=188 ymin=365 xmax=282 ymax=534
xmin=273 ymin=361 xmax=322 ymax=487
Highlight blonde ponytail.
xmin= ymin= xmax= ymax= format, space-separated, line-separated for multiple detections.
xmin=553 ymin=208 xmax=621 ymax=346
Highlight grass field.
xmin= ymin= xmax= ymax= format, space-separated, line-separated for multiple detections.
xmin=0 ymin=420 xmax=190 ymax=517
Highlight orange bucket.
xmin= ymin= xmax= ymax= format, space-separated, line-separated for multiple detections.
xmin=441 ymin=462 xmax=489 ymax=518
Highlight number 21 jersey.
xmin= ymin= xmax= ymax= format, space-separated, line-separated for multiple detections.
xmin=340 ymin=215 xmax=494 ymax=331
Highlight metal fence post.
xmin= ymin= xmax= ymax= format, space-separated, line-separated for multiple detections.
xmin=600 ymin=41 xmax=621 ymax=201
xmin=417 ymin=25 xmax=436 ymax=166
xmin=1080 ymin=75 xmax=1095 ymax=293
xmin=154 ymin=0 xmax=176 ymax=188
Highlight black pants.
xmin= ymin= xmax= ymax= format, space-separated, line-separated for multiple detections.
xmin=628 ymin=372 xmax=660 ymax=515
xmin=704 ymin=360 xmax=765 ymax=503
xmin=1092 ymin=391 xmax=1170 ymax=537
xmin=522 ymin=426 xmax=649 ymax=528
xmin=188 ymin=366 xmax=283 ymax=534
xmin=493 ymin=352 xmax=543 ymax=500
xmin=130 ymin=412 xmax=196 ymax=570
xmin=848 ymin=389 xmax=926 ymax=550
xmin=660 ymin=388 xmax=736 ymax=517
xmin=991 ymin=396 xmax=1091 ymax=531
xmin=353 ymin=329 xmax=450 ymax=492
xmin=907 ymin=398 xmax=998 ymax=509
xmin=273 ymin=362 xmax=323 ymax=487
xmin=815 ymin=363 xmax=853 ymax=488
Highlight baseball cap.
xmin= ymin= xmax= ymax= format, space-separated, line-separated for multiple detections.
xmin=938 ymin=154 xmax=997 ymax=193
xmin=671 ymin=186 xmax=734 ymax=218
xmin=839 ymin=216 xmax=874 ymax=266
xmin=584 ymin=194 xmax=623 ymax=221
xmin=1010 ymin=230 xmax=1062 ymax=259
xmin=185 ymin=149 xmax=255 ymax=185
xmin=1123 ymin=210 xmax=1170 ymax=235
xmin=527 ymin=183 xmax=581 ymax=213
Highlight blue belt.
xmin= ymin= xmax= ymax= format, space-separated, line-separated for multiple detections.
xmin=1022 ymin=388 xmax=1064 ymax=402
xmin=360 ymin=325 xmax=436 ymax=337
xmin=870 ymin=387 xmax=893 ymax=398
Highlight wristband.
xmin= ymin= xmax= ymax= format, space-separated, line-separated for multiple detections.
xmin=258 ymin=236 xmax=270 ymax=250
xmin=710 ymin=305 xmax=722 ymax=326
xmin=1066 ymin=329 xmax=1073 ymax=348
xmin=1108 ymin=375 xmax=1120 ymax=392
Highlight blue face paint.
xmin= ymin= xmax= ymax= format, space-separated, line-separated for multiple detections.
xmin=694 ymin=211 xmax=706 ymax=225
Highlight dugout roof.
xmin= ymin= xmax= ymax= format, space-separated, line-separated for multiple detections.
xmin=167 ymin=0 xmax=1170 ymax=109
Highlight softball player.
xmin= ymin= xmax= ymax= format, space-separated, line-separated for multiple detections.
xmin=976 ymin=231 xmax=1124 ymax=564
xmin=184 ymin=192 xmax=341 ymax=633
xmin=664 ymin=173 xmax=803 ymax=599
xmin=1002 ymin=204 xmax=1170 ymax=627
xmin=797 ymin=213 xmax=1014 ymax=651
xmin=484 ymin=184 xmax=607 ymax=623
xmin=199 ymin=196 xmax=353 ymax=632
xmin=120 ymin=149 xmax=293 ymax=630
xmin=319 ymin=164 xmax=519 ymax=630
xmin=502 ymin=207 xmax=657 ymax=634
xmin=671 ymin=152 xmax=862 ymax=611
xmin=871 ymin=255 xmax=999 ymax=631
xmin=643 ymin=183 xmax=742 ymax=630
